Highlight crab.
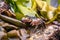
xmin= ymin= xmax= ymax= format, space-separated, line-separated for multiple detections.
xmin=21 ymin=16 xmax=46 ymax=32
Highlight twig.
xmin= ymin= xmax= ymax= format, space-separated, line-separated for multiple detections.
xmin=0 ymin=14 xmax=26 ymax=27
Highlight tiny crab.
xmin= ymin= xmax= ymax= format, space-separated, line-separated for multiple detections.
xmin=21 ymin=16 xmax=46 ymax=32
xmin=21 ymin=16 xmax=45 ymax=26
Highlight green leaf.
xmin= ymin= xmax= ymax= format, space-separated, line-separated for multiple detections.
xmin=58 ymin=0 xmax=60 ymax=4
xmin=42 ymin=0 xmax=51 ymax=5
xmin=15 ymin=13 xmax=24 ymax=20
xmin=6 ymin=0 xmax=39 ymax=19
xmin=46 ymin=0 xmax=51 ymax=5
xmin=13 ymin=0 xmax=32 ymax=9
xmin=16 ymin=3 xmax=37 ymax=17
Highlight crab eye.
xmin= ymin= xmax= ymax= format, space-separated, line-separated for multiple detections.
xmin=21 ymin=17 xmax=32 ymax=23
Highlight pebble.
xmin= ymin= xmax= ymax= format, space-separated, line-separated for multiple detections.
xmin=0 ymin=31 xmax=8 ymax=40
xmin=53 ymin=21 xmax=58 ymax=25
xmin=7 ymin=30 xmax=19 ymax=38
xmin=9 ymin=38 xmax=20 ymax=40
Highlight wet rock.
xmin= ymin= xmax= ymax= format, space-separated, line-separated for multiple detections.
xmin=0 ymin=26 xmax=5 ymax=32
xmin=53 ymin=21 xmax=58 ymax=25
xmin=0 ymin=21 xmax=4 ymax=26
xmin=3 ymin=24 xmax=18 ymax=32
xmin=19 ymin=29 xmax=29 ymax=40
xmin=0 ymin=0 xmax=9 ymax=10
xmin=58 ymin=23 xmax=60 ymax=26
xmin=0 ymin=31 xmax=8 ymax=40
xmin=0 ymin=19 xmax=3 ymax=22
xmin=9 ymin=38 xmax=20 ymax=40
xmin=7 ymin=30 xmax=19 ymax=38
